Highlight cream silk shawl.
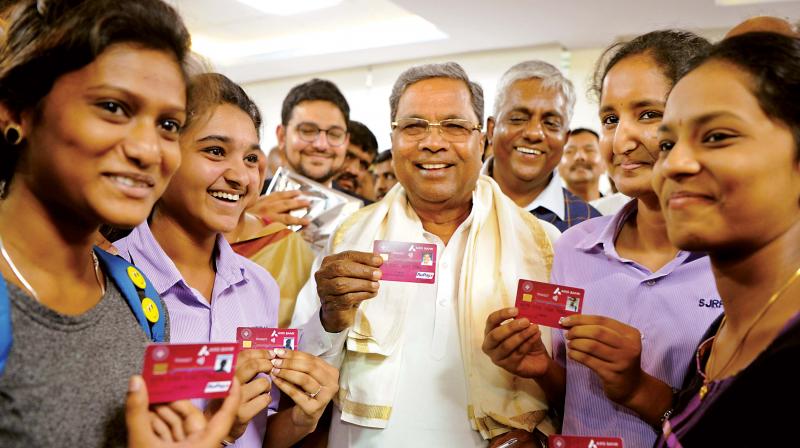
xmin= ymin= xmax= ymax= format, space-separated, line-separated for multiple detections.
xmin=330 ymin=175 xmax=554 ymax=439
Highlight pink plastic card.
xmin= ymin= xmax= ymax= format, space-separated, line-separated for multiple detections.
xmin=515 ymin=279 xmax=585 ymax=328
xmin=142 ymin=342 xmax=238 ymax=404
xmin=549 ymin=435 xmax=623 ymax=448
xmin=373 ymin=240 xmax=437 ymax=284
xmin=237 ymin=327 xmax=298 ymax=351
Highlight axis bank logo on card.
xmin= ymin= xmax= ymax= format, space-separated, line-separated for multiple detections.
xmin=416 ymin=272 xmax=434 ymax=280
xmin=549 ymin=435 xmax=623 ymax=448
xmin=204 ymin=381 xmax=232 ymax=393
xmin=152 ymin=346 xmax=169 ymax=361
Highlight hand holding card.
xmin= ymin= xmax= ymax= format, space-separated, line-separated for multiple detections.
xmin=142 ymin=343 xmax=239 ymax=404
xmin=125 ymin=375 xmax=242 ymax=447
xmin=315 ymin=250 xmax=383 ymax=333
xmin=482 ymin=307 xmax=551 ymax=380
xmin=515 ymin=279 xmax=585 ymax=328
xmin=204 ymin=344 xmax=274 ymax=443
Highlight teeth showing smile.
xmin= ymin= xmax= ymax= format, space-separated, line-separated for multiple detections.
xmin=420 ymin=163 xmax=449 ymax=169
xmin=109 ymin=175 xmax=150 ymax=188
xmin=516 ymin=147 xmax=543 ymax=155
xmin=209 ymin=191 xmax=240 ymax=202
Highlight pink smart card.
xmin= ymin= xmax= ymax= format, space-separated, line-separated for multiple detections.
xmin=549 ymin=435 xmax=624 ymax=448
xmin=373 ymin=240 xmax=437 ymax=284
xmin=142 ymin=343 xmax=238 ymax=404
xmin=237 ymin=327 xmax=298 ymax=351
xmin=515 ymin=279 xmax=585 ymax=328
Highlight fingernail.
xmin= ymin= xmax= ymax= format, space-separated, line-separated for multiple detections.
xmin=373 ymin=256 xmax=384 ymax=265
xmin=372 ymin=281 xmax=379 ymax=288
xmin=275 ymin=348 xmax=285 ymax=357
xmin=559 ymin=317 xmax=567 ymax=325
xmin=372 ymin=270 xmax=382 ymax=280
xmin=272 ymin=367 xmax=280 ymax=375
xmin=267 ymin=349 xmax=275 ymax=359
xmin=128 ymin=375 xmax=143 ymax=392
xmin=271 ymin=359 xmax=282 ymax=367
xmin=510 ymin=308 xmax=519 ymax=316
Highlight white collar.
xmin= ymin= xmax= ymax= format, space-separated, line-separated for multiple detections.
xmin=481 ymin=156 xmax=566 ymax=220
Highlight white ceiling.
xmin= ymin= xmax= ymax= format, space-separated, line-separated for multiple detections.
xmin=167 ymin=0 xmax=800 ymax=83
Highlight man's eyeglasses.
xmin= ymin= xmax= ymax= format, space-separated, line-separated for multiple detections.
xmin=391 ymin=118 xmax=482 ymax=142
xmin=295 ymin=123 xmax=347 ymax=146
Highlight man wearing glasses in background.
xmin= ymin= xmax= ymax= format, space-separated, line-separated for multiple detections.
xmin=293 ymin=62 xmax=560 ymax=448
xmin=250 ymin=78 xmax=352 ymax=226
xmin=333 ymin=120 xmax=379 ymax=202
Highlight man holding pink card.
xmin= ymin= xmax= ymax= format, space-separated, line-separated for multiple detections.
xmin=291 ymin=62 xmax=561 ymax=448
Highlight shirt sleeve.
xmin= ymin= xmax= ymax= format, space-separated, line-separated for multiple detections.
xmin=292 ymin=239 xmax=347 ymax=369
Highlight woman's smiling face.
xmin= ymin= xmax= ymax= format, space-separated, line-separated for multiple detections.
xmin=158 ymin=103 xmax=261 ymax=235
xmin=654 ymin=60 xmax=800 ymax=254
xmin=15 ymin=43 xmax=186 ymax=227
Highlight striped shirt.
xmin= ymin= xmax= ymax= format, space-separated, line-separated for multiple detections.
xmin=550 ymin=200 xmax=722 ymax=448
xmin=532 ymin=187 xmax=602 ymax=233
xmin=480 ymin=157 xmax=601 ymax=232
xmin=115 ymin=222 xmax=280 ymax=448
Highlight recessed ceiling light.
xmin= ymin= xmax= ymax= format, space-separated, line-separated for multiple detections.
xmin=192 ymin=14 xmax=447 ymax=64
xmin=237 ymin=0 xmax=342 ymax=16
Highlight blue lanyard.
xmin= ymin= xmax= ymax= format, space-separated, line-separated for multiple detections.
xmin=93 ymin=247 xmax=166 ymax=343
xmin=0 ymin=247 xmax=166 ymax=375
xmin=0 ymin=275 xmax=10 ymax=375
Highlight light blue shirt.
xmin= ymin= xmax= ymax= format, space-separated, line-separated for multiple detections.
xmin=115 ymin=221 xmax=280 ymax=448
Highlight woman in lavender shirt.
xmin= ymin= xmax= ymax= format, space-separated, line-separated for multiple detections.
xmin=483 ymin=31 xmax=722 ymax=448
xmin=115 ymin=73 xmax=338 ymax=448
xmin=653 ymin=32 xmax=800 ymax=447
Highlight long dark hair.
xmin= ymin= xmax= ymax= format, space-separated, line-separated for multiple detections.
xmin=590 ymin=30 xmax=711 ymax=102
xmin=185 ymin=72 xmax=262 ymax=137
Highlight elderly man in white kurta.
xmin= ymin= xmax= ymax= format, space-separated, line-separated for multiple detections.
xmin=292 ymin=62 xmax=561 ymax=448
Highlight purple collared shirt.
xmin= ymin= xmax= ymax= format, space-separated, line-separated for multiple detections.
xmin=115 ymin=222 xmax=280 ymax=448
xmin=551 ymin=201 xmax=722 ymax=448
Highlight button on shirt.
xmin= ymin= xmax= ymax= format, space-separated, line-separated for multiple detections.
xmin=550 ymin=200 xmax=722 ymax=448
xmin=115 ymin=222 xmax=280 ymax=448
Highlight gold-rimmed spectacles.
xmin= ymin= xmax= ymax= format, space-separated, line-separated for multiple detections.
xmin=391 ymin=118 xmax=482 ymax=142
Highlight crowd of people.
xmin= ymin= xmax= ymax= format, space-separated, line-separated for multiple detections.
xmin=0 ymin=1 xmax=798 ymax=448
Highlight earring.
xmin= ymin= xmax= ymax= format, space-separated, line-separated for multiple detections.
xmin=4 ymin=123 xmax=22 ymax=145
